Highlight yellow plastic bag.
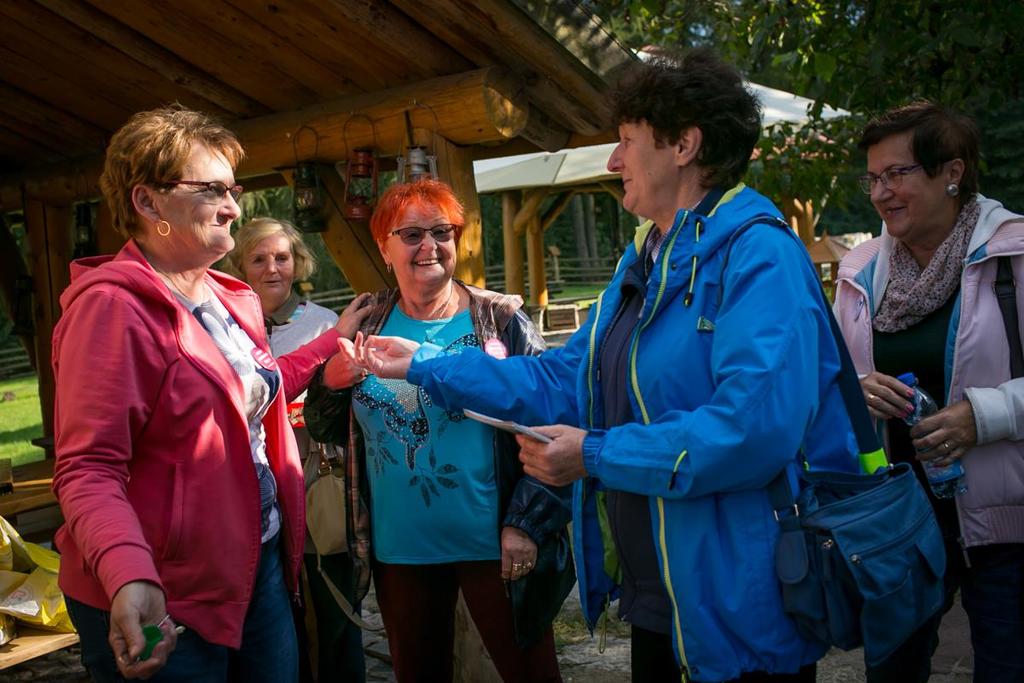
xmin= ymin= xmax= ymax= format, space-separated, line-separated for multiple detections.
xmin=0 ymin=566 xmax=74 ymax=633
xmin=0 ymin=515 xmax=74 ymax=633
xmin=0 ymin=570 xmax=26 ymax=646
xmin=0 ymin=515 xmax=33 ymax=573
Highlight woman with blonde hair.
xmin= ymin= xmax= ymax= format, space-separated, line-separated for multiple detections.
xmin=225 ymin=217 xmax=369 ymax=682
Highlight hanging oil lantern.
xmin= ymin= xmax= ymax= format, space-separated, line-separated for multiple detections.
xmin=342 ymin=148 xmax=379 ymax=221
xmin=397 ymin=145 xmax=438 ymax=183
xmin=292 ymin=161 xmax=327 ymax=233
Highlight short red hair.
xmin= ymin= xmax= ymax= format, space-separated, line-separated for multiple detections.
xmin=370 ymin=179 xmax=464 ymax=246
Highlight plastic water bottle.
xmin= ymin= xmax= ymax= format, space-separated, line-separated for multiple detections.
xmin=898 ymin=372 xmax=966 ymax=498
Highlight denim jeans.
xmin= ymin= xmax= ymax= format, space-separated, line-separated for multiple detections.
xmin=867 ymin=539 xmax=1024 ymax=683
xmin=67 ymin=533 xmax=298 ymax=683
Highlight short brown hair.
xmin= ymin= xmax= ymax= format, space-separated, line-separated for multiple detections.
xmin=609 ymin=49 xmax=762 ymax=188
xmin=859 ymin=101 xmax=980 ymax=206
xmin=99 ymin=105 xmax=244 ymax=238
xmin=222 ymin=217 xmax=317 ymax=282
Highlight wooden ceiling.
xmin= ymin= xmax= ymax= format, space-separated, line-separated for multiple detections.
xmin=0 ymin=0 xmax=634 ymax=196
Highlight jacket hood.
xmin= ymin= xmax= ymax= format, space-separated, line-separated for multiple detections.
xmin=60 ymin=239 xmax=253 ymax=314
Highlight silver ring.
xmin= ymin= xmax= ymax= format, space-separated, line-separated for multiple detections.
xmin=944 ymin=441 xmax=953 ymax=452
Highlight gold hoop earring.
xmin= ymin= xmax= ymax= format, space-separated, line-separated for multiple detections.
xmin=157 ymin=220 xmax=172 ymax=237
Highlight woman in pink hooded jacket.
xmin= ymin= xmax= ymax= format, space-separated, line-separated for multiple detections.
xmin=834 ymin=101 xmax=1024 ymax=683
xmin=51 ymin=106 xmax=366 ymax=682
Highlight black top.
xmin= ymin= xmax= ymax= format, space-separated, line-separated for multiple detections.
xmin=874 ymin=288 xmax=960 ymax=536
xmin=600 ymin=237 xmax=672 ymax=634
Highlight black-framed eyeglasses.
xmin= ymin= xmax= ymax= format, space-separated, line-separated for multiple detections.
xmin=857 ymin=164 xmax=922 ymax=194
xmin=388 ymin=224 xmax=458 ymax=246
xmin=165 ymin=180 xmax=244 ymax=201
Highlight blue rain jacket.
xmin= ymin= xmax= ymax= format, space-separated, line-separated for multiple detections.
xmin=408 ymin=184 xmax=860 ymax=681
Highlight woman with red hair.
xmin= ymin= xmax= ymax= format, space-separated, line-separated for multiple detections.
xmin=303 ymin=179 xmax=571 ymax=682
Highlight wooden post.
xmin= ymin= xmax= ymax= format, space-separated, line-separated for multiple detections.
xmin=94 ymin=201 xmax=125 ymax=256
xmin=501 ymin=192 xmax=524 ymax=296
xmin=782 ymin=196 xmax=815 ymax=245
xmin=429 ymin=133 xmax=485 ymax=287
xmin=526 ymin=214 xmax=548 ymax=308
xmin=22 ymin=197 xmax=73 ymax=444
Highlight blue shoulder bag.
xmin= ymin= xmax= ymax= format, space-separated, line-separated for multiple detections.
xmin=722 ymin=215 xmax=946 ymax=667
xmin=757 ymin=223 xmax=945 ymax=666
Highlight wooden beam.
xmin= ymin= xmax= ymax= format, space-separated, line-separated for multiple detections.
xmin=85 ymin=0 xmax=320 ymax=111
xmin=519 ymin=104 xmax=572 ymax=153
xmin=297 ymin=165 xmax=394 ymax=294
xmin=235 ymin=68 xmax=528 ymax=177
xmin=540 ymin=190 xmax=576 ymax=232
xmin=35 ymin=0 xmax=267 ymax=118
xmin=0 ymin=1 xmax=233 ymax=119
xmin=422 ymin=132 xmax=486 ymax=288
xmin=501 ymin=192 xmax=524 ymax=296
xmin=600 ymin=181 xmax=624 ymax=203
xmin=391 ymin=0 xmax=621 ymax=136
xmin=23 ymin=197 xmax=73 ymax=440
xmin=0 ymin=68 xmax=529 ymax=207
xmin=512 ymin=189 xmax=548 ymax=236
xmin=0 ymin=82 xmax=108 ymax=156
xmin=525 ymin=214 xmax=547 ymax=308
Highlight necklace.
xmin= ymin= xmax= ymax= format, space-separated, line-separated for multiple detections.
xmin=404 ymin=283 xmax=458 ymax=320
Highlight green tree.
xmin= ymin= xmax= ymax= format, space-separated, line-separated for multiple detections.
xmin=587 ymin=0 xmax=1024 ymax=230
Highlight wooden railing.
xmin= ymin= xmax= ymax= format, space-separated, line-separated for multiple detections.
xmin=0 ymin=345 xmax=32 ymax=380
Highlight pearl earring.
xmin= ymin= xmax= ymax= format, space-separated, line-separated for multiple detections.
xmin=945 ymin=183 xmax=960 ymax=197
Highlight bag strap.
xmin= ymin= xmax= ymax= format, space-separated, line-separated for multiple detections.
xmin=994 ymin=255 xmax=1024 ymax=379
xmin=315 ymin=552 xmax=384 ymax=632
xmin=710 ymin=217 xmax=885 ymax=510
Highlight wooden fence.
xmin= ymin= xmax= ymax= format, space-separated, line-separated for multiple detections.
xmin=0 ymin=345 xmax=32 ymax=380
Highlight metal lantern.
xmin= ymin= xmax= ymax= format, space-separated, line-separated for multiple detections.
xmin=73 ymin=202 xmax=96 ymax=258
xmin=397 ymin=145 xmax=438 ymax=183
xmin=343 ymin=148 xmax=379 ymax=221
xmin=293 ymin=162 xmax=327 ymax=233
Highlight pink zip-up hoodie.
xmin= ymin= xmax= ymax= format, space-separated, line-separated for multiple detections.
xmin=51 ymin=240 xmax=340 ymax=648
xmin=834 ymin=196 xmax=1024 ymax=547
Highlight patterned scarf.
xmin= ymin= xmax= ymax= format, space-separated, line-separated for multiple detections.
xmin=874 ymin=198 xmax=980 ymax=333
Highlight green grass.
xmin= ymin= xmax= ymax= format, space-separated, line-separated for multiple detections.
xmin=0 ymin=376 xmax=45 ymax=467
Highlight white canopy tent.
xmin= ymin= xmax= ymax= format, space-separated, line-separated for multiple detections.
xmin=474 ymin=82 xmax=845 ymax=192
xmin=477 ymin=82 xmax=847 ymax=311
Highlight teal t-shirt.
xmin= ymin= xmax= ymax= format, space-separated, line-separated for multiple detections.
xmin=352 ymin=306 xmax=500 ymax=563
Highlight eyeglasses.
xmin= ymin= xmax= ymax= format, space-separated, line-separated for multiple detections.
xmin=857 ymin=164 xmax=922 ymax=194
xmin=388 ymin=224 xmax=458 ymax=245
xmin=165 ymin=180 xmax=244 ymax=201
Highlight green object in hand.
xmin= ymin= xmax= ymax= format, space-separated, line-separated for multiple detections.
xmin=139 ymin=624 xmax=163 ymax=661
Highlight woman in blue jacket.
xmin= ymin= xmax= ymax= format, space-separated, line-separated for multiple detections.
xmin=339 ymin=50 xmax=859 ymax=682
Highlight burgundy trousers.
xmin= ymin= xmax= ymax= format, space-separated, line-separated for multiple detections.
xmin=373 ymin=559 xmax=562 ymax=683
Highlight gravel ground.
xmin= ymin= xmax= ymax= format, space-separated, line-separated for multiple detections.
xmin=5 ymin=585 xmax=973 ymax=682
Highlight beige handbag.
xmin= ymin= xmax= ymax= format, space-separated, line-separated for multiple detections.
xmin=304 ymin=442 xmax=348 ymax=556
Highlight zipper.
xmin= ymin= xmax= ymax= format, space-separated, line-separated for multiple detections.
xmin=586 ymin=290 xmax=607 ymax=429
xmin=848 ymin=507 xmax=932 ymax=562
xmin=630 ymin=213 xmax=690 ymax=673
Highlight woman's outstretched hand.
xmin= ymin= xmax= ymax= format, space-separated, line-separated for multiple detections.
xmin=354 ymin=332 xmax=420 ymax=380
xmin=323 ymin=337 xmax=369 ymax=389
xmin=334 ymin=292 xmax=373 ymax=339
